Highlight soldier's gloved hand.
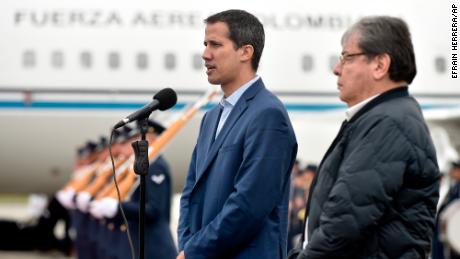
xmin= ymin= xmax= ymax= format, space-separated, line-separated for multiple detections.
xmin=76 ymin=192 xmax=92 ymax=212
xmin=28 ymin=194 xmax=48 ymax=218
xmin=56 ymin=188 xmax=76 ymax=210
xmin=99 ymin=197 xmax=119 ymax=218
xmin=89 ymin=200 xmax=105 ymax=219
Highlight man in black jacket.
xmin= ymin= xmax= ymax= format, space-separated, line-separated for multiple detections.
xmin=289 ymin=16 xmax=439 ymax=258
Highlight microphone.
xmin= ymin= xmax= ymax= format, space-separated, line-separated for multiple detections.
xmin=113 ymin=88 xmax=177 ymax=129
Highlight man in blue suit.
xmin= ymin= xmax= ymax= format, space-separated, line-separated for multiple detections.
xmin=177 ymin=9 xmax=298 ymax=259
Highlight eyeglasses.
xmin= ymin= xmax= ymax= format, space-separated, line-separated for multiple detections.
xmin=338 ymin=52 xmax=367 ymax=65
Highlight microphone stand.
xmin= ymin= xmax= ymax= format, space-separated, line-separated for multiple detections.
xmin=131 ymin=118 xmax=149 ymax=259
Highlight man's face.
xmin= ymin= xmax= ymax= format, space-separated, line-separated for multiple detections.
xmin=333 ymin=32 xmax=375 ymax=107
xmin=202 ymin=22 xmax=242 ymax=86
xmin=146 ymin=133 xmax=157 ymax=146
xmin=120 ymin=140 xmax=135 ymax=158
xmin=110 ymin=143 xmax=122 ymax=157
xmin=450 ymin=167 xmax=460 ymax=181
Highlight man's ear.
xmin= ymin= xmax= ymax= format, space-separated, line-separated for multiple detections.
xmin=239 ymin=44 xmax=254 ymax=63
xmin=372 ymin=53 xmax=391 ymax=80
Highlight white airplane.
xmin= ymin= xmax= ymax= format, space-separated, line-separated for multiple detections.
xmin=0 ymin=0 xmax=459 ymax=194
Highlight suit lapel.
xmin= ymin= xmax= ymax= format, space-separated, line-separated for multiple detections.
xmin=194 ymin=79 xmax=264 ymax=189
xmin=194 ymin=106 xmax=220 ymax=177
xmin=206 ymin=106 xmax=222 ymax=153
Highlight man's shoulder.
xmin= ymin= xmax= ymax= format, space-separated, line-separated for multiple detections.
xmin=247 ymin=88 xmax=296 ymax=142
xmin=150 ymin=156 xmax=171 ymax=175
xmin=352 ymin=95 xmax=430 ymax=147
xmin=359 ymin=95 xmax=421 ymax=126
xmin=251 ymin=86 xmax=286 ymax=112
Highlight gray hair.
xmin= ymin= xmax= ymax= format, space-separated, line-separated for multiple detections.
xmin=342 ymin=16 xmax=417 ymax=84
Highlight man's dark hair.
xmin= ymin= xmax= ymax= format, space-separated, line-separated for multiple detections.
xmin=205 ymin=9 xmax=265 ymax=71
xmin=342 ymin=16 xmax=417 ymax=84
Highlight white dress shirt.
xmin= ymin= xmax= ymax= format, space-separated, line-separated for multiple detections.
xmin=215 ymin=76 xmax=260 ymax=139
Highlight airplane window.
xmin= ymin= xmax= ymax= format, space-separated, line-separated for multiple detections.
xmin=80 ymin=51 xmax=92 ymax=69
xmin=302 ymin=54 xmax=313 ymax=72
xmin=22 ymin=50 xmax=36 ymax=68
xmin=137 ymin=53 xmax=149 ymax=70
xmin=51 ymin=51 xmax=64 ymax=69
xmin=109 ymin=52 xmax=120 ymax=69
xmin=192 ymin=53 xmax=203 ymax=70
xmin=435 ymin=56 xmax=446 ymax=73
xmin=165 ymin=53 xmax=176 ymax=70
xmin=329 ymin=55 xmax=339 ymax=71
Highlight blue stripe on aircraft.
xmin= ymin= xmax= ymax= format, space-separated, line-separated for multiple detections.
xmin=0 ymin=100 xmax=346 ymax=111
xmin=0 ymin=100 xmax=456 ymax=111
xmin=0 ymin=101 xmax=185 ymax=110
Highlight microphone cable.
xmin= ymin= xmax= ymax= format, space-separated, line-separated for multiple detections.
xmin=109 ymin=128 xmax=136 ymax=259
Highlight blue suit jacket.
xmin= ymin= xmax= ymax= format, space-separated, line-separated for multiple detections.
xmin=178 ymin=79 xmax=298 ymax=259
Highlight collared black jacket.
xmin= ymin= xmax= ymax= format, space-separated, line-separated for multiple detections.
xmin=294 ymin=87 xmax=440 ymax=259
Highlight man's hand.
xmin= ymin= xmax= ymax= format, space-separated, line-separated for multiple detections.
xmin=176 ymin=251 xmax=185 ymax=259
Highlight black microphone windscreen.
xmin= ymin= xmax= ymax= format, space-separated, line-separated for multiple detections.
xmin=153 ymin=88 xmax=177 ymax=111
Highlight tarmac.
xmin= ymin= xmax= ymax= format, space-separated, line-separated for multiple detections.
xmin=0 ymin=193 xmax=181 ymax=259
xmin=0 ymin=196 xmax=74 ymax=259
